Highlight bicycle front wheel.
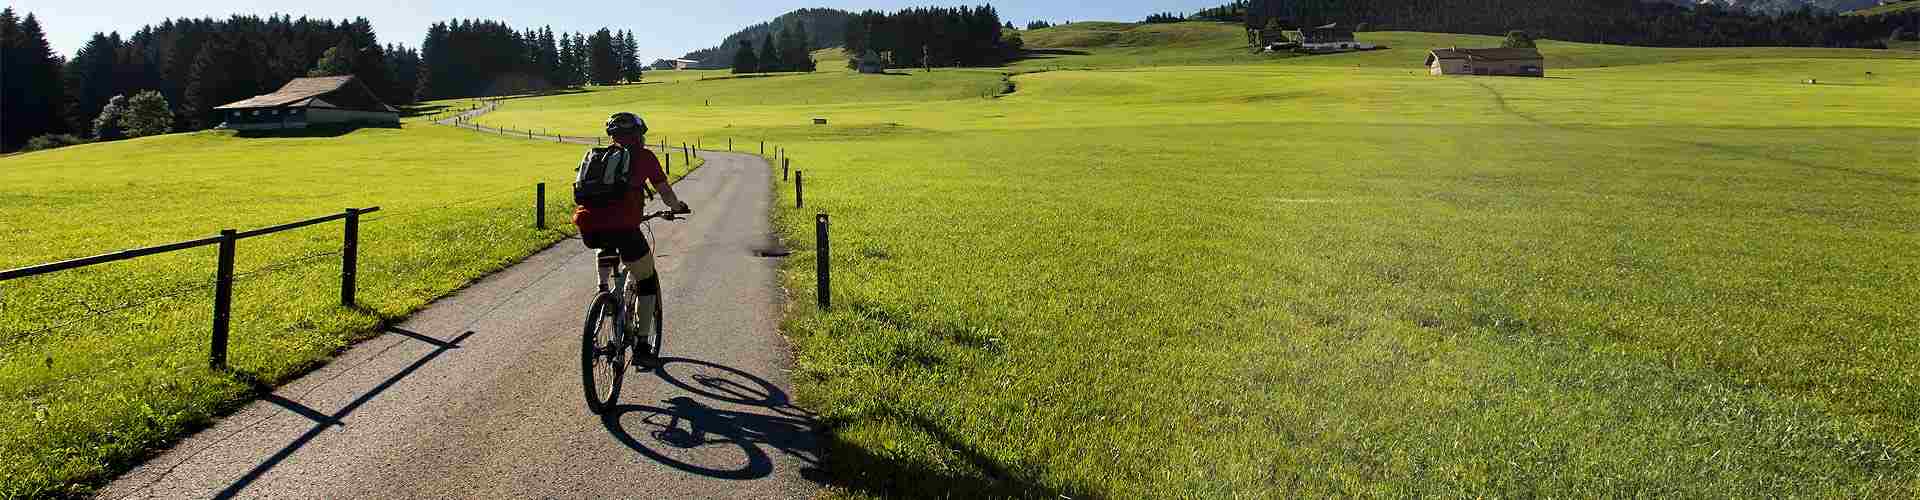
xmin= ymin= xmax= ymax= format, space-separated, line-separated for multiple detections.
xmin=581 ymin=293 xmax=626 ymax=413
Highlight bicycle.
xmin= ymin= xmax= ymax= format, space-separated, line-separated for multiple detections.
xmin=582 ymin=209 xmax=689 ymax=413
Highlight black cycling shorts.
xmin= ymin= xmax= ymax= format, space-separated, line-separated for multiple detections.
xmin=580 ymin=229 xmax=651 ymax=261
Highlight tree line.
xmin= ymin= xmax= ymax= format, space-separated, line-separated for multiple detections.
xmin=730 ymin=21 xmax=821 ymax=73
xmin=1230 ymin=0 xmax=1916 ymax=48
xmin=1 ymin=11 xmax=419 ymax=151
xmin=843 ymin=5 xmax=1010 ymax=69
xmin=0 ymin=9 xmax=647 ymax=152
xmin=418 ymin=20 xmax=642 ymax=100
xmin=682 ymin=8 xmax=851 ymax=69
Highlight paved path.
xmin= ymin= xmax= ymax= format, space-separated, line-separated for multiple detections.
xmin=99 ymin=148 xmax=820 ymax=498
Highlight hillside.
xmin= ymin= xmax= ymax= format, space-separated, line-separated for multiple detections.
xmin=680 ymin=8 xmax=851 ymax=67
xmin=1847 ymin=0 xmax=1920 ymax=15
xmin=1013 ymin=21 xmax=1920 ymax=70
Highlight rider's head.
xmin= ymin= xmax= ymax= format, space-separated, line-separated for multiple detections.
xmin=604 ymin=112 xmax=647 ymax=144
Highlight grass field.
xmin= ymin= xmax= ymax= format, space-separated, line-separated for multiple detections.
xmin=470 ymin=23 xmax=1920 ymax=497
xmin=1847 ymin=0 xmax=1920 ymax=16
xmin=0 ymin=121 xmax=702 ymax=497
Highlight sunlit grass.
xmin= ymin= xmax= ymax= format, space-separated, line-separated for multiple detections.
xmin=0 ymin=124 xmax=702 ymax=497
xmin=472 ymin=36 xmax=1920 ymax=497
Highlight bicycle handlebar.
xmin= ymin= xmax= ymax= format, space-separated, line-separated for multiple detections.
xmin=641 ymin=209 xmax=692 ymax=222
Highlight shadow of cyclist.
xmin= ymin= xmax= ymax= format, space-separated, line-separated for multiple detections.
xmin=598 ymin=395 xmax=820 ymax=480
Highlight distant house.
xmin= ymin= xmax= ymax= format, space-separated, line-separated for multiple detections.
xmin=1266 ymin=23 xmax=1379 ymax=53
xmin=214 ymin=76 xmax=398 ymax=130
xmin=1425 ymin=47 xmax=1545 ymax=77
xmin=671 ymin=58 xmax=702 ymax=70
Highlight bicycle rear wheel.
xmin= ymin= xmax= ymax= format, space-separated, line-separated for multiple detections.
xmin=581 ymin=293 xmax=626 ymax=413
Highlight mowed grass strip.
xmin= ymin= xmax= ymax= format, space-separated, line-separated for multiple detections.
xmin=0 ymin=122 xmax=700 ymax=497
xmin=439 ymin=37 xmax=1917 ymax=496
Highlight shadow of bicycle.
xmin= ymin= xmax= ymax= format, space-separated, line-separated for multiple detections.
xmin=599 ymin=357 xmax=820 ymax=480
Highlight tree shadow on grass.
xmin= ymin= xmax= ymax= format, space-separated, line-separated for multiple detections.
xmin=231 ymin=123 xmax=397 ymax=139
xmin=811 ymin=409 xmax=1090 ymax=499
xmin=1011 ymin=48 xmax=1093 ymax=62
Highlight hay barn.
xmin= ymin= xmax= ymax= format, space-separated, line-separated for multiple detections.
xmin=1425 ymin=48 xmax=1545 ymax=77
xmin=214 ymin=76 xmax=399 ymax=131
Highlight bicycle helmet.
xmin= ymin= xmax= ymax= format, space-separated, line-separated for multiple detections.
xmin=605 ymin=112 xmax=648 ymax=137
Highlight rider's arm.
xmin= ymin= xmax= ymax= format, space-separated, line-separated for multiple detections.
xmin=636 ymin=149 xmax=689 ymax=212
xmin=651 ymin=177 xmax=687 ymax=211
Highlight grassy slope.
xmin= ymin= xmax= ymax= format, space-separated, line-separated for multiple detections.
xmin=470 ymin=32 xmax=1920 ymax=497
xmin=1016 ymin=21 xmax=1920 ymax=70
xmin=0 ymin=121 xmax=702 ymax=496
xmin=1847 ymin=0 xmax=1920 ymax=15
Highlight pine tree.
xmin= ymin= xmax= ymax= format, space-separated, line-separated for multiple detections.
xmin=621 ymin=30 xmax=643 ymax=82
xmin=758 ymin=33 xmax=779 ymax=72
xmin=609 ymin=30 xmax=627 ymax=83
xmin=1 ymin=9 xmax=71 ymax=151
xmin=732 ymin=39 xmax=758 ymax=73
xmin=65 ymin=32 xmax=125 ymax=135
xmin=588 ymin=28 xmax=618 ymax=85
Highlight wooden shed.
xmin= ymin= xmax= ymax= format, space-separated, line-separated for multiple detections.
xmin=214 ymin=76 xmax=399 ymax=130
xmin=1425 ymin=48 xmax=1545 ymax=77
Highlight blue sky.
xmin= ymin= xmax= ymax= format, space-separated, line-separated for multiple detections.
xmin=10 ymin=0 xmax=1228 ymax=61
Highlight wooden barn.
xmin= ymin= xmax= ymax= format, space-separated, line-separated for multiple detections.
xmin=214 ymin=76 xmax=399 ymax=131
xmin=1425 ymin=48 xmax=1545 ymax=77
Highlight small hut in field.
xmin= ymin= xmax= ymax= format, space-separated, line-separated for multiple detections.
xmin=1424 ymin=48 xmax=1545 ymax=77
xmin=214 ymin=76 xmax=399 ymax=130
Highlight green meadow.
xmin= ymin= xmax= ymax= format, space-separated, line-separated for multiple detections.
xmin=0 ymin=122 xmax=701 ymax=496
xmin=470 ymin=24 xmax=1920 ymax=497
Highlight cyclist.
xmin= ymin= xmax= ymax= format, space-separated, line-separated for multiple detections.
xmin=574 ymin=112 xmax=690 ymax=356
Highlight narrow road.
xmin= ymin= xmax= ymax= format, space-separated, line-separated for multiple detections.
xmin=99 ymin=152 xmax=820 ymax=499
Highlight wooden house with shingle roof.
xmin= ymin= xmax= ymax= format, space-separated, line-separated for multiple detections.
xmin=214 ymin=75 xmax=399 ymax=130
xmin=1425 ymin=47 xmax=1545 ymax=76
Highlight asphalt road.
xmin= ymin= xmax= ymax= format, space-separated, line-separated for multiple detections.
xmin=99 ymin=150 xmax=820 ymax=499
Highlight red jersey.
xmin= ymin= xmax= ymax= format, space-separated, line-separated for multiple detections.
xmin=573 ymin=144 xmax=668 ymax=232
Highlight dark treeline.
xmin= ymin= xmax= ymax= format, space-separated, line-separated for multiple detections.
xmin=683 ymin=8 xmax=850 ymax=69
xmin=843 ymin=5 xmax=1009 ymax=69
xmin=1144 ymin=13 xmax=1188 ymax=24
xmin=418 ymin=21 xmax=642 ymax=100
xmin=0 ymin=10 xmax=648 ymax=152
xmin=1237 ymin=0 xmax=1917 ymax=47
xmin=729 ymin=21 xmax=821 ymax=73
xmin=0 ymin=11 xmax=418 ymax=150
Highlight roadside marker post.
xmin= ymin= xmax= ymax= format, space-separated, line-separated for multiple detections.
xmin=783 ymin=158 xmax=790 ymax=181
xmin=535 ymin=183 xmax=546 ymax=229
xmin=211 ymin=229 xmax=236 ymax=370
xmin=816 ymin=213 xmax=831 ymax=310
xmin=342 ymin=208 xmax=360 ymax=307
xmin=796 ymin=171 xmax=804 ymax=208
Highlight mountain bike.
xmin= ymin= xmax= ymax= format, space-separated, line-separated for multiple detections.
xmin=582 ymin=209 xmax=687 ymax=413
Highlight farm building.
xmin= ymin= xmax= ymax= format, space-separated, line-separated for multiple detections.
xmin=669 ymin=58 xmax=702 ymax=70
xmin=214 ymin=76 xmax=399 ymax=130
xmin=1425 ymin=48 xmax=1545 ymax=77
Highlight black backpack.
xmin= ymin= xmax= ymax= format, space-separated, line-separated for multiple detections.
xmin=574 ymin=145 xmax=632 ymax=207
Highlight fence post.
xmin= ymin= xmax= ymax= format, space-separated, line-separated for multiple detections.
xmin=816 ymin=213 xmax=830 ymax=310
xmin=211 ymin=229 xmax=236 ymax=370
xmin=796 ymin=170 xmax=804 ymax=208
xmin=342 ymin=209 xmax=359 ymax=307
xmin=783 ymin=158 xmax=790 ymax=181
xmin=535 ymin=183 xmax=546 ymax=229
xmin=729 ymin=138 xmax=733 ymax=151
xmin=760 ymin=141 xmax=765 ymax=156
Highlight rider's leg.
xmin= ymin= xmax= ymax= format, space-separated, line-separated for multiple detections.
xmin=595 ymin=252 xmax=618 ymax=291
xmin=623 ymin=251 xmax=659 ymax=336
